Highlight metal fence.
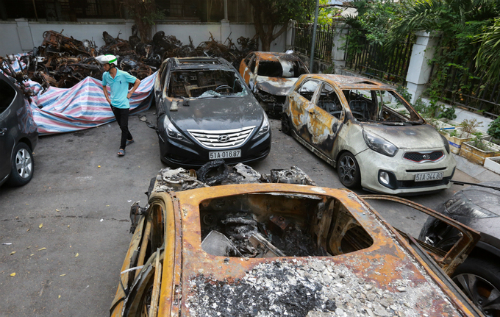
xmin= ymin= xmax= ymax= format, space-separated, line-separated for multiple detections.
xmin=293 ymin=23 xmax=339 ymax=63
xmin=345 ymin=33 xmax=415 ymax=86
xmin=428 ymin=45 xmax=500 ymax=117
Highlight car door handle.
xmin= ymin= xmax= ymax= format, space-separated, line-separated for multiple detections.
xmin=0 ymin=128 xmax=7 ymax=136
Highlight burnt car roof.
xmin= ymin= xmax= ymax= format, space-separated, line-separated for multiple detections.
xmin=253 ymin=51 xmax=303 ymax=62
xmin=303 ymin=74 xmax=393 ymax=90
xmin=173 ymin=184 xmax=475 ymax=316
xmin=169 ymin=57 xmax=234 ymax=71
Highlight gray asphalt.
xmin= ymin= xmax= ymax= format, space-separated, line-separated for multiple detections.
xmin=0 ymin=107 xmax=479 ymax=316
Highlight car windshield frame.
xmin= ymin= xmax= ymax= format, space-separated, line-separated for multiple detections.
xmin=166 ymin=69 xmax=249 ymax=99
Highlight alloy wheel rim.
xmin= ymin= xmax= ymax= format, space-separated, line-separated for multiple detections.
xmin=453 ymin=273 xmax=500 ymax=317
xmin=339 ymin=156 xmax=356 ymax=184
xmin=15 ymin=148 xmax=32 ymax=179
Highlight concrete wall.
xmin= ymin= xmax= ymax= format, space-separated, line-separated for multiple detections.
xmin=0 ymin=19 xmax=288 ymax=56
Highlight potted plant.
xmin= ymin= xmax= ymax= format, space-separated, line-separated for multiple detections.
xmin=460 ymin=132 xmax=500 ymax=165
xmin=440 ymin=119 xmax=482 ymax=154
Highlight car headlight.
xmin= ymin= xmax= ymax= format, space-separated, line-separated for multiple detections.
xmin=163 ymin=115 xmax=192 ymax=144
xmin=440 ymin=133 xmax=450 ymax=154
xmin=363 ymin=130 xmax=398 ymax=157
xmin=256 ymin=114 xmax=270 ymax=137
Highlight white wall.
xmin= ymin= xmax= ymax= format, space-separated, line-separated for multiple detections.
xmin=0 ymin=20 xmax=289 ymax=56
xmin=0 ymin=22 xmax=23 ymax=55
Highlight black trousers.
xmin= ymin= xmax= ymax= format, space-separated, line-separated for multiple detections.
xmin=111 ymin=106 xmax=133 ymax=149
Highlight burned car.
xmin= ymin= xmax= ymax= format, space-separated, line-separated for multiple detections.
xmin=153 ymin=57 xmax=271 ymax=167
xmin=0 ymin=72 xmax=38 ymax=187
xmin=239 ymin=52 xmax=309 ymax=117
xmin=420 ymin=182 xmax=500 ymax=316
xmin=282 ymin=74 xmax=456 ymax=194
xmin=110 ymin=165 xmax=482 ymax=317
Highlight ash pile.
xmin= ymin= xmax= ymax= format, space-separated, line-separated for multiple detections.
xmin=0 ymin=29 xmax=257 ymax=97
xmin=187 ymin=260 xmax=452 ymax=317
xmin=153 ymin=160 xmax=315 ymax=193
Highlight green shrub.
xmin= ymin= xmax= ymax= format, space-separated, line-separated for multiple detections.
xmin=488 ymin=117 xmax=500 ymax=139
xmin=438 ymin=107 xmax=457 ymax=121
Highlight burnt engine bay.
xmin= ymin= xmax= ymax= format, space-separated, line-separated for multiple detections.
xmin=199 ymin=193 xmax=374 ymax=258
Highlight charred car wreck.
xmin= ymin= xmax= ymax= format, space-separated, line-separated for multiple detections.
xmin=154 ymin=57 xmax=271 ymax=167
xmin=110 ymin=163 xmax=482 ymax=317
xmin=282 ymin=74 xmax=457 ymax=195
xmin=239 ymin=52 xmax=309 ymax=117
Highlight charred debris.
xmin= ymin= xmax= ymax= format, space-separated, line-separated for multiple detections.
xmin=140 ymin=161 xmax=371 ymax=260
xmin=0 ymin=29 xmax=257 ymax=99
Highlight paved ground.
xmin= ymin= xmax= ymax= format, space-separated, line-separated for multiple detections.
xmin=0 ymin=107 xmax=497 ymax=316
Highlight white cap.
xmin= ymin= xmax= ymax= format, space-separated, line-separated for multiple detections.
xmin=96 ymin=54 xmax=118 ymax=66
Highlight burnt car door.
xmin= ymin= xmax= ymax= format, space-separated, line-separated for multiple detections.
xmin=239 ymin=53 xmax=256 ymax=88
xmin=0 ymin=77 xmax=18 ymax=179
xmin=309 ymin=81 xmax=345 ymax=158
xmin=288 ymin=78 xmax=321 ymax=144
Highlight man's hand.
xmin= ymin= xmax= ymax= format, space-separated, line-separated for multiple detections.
xmin=106 ymin=97 xmax=111 ymax=105
xmin=127 ymin=92 xmax=133 ymax=99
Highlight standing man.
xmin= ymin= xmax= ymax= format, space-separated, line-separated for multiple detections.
xmin=98 ymin=55 xmax=141 ymax=156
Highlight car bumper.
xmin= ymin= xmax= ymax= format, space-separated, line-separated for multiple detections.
xmin=356 ymin=148 xmax=456 ymax=195
xmin=158 ymin=132 xmax=271 ymax=168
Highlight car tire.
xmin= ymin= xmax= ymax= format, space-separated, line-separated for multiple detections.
xmin=281 ymin=114 xmax=291 ymax=136
xmin=337 ymin=152 xmax=361 ymax=189
xmin=6 ymin=142 xmax=34 ymax=187
xmin=452 ymin=256 xmax=500 ymax=316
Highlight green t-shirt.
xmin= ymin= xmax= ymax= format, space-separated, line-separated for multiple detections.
xmin=102 ymin=70 xmax=137 ymax=109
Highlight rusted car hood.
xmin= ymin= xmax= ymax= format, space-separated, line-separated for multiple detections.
xmin=255 ymin=76 xmax=298 ymax=96
xmin=363 ymin=124 xmax=445 ymax=149
xmin=168 ymin=96 xmax=264 ymax=131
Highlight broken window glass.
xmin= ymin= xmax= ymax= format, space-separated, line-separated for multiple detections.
xmin=298 ymin=80 xmax=320 ymax=102
xmin=342 ymin=89 xmax=421 ymax=123
xmin=317 ymin=83 xmax=342 ymax=118
xmin=167 ymin=70 xmax=247 ymax=98
xmin=0 ymin=79 xmax=16 ymax=115
xmin=199 ymin=193 xmax=373 ymax=258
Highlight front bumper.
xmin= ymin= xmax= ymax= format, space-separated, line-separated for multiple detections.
xmin=356 ymin=148 xmax=456 ymax=195
xmin=158 ymin=131 xmax=271 ymax=168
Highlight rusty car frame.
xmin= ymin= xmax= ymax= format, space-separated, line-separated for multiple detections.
xmin=110 ymin=167 xmax=482 ymax=317
xmin=239 ymin=52 xmax=309 ymax=117
xmin=281 ymin=74 xmax=457 ymax=195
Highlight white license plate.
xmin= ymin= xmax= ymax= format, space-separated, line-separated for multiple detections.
xmin=209 ymin=150 xmax=241 ymax=160
xmin=414 ymin=172 xmax=444 ymax=182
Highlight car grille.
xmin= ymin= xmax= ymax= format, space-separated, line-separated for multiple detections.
xmin=188 ymin=126 xmax=255 ymax=149
xmin=403 ymin=151 xmax=444 ymax=162
xmin=397 ymin=177 xmax=451 ymax=188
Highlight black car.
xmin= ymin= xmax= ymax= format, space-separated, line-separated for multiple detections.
xmin=0 ymin=73 xmax=38 ymax=186
xmin=153 ymin=57 xmax=271 ymax=167
xmin=419 ymin=182 xmax=500 ymax=316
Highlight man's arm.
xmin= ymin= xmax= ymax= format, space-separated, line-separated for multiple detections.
xmin=127 ymin=79 xmax=141 ymax=99
xmin=102 ymin=86 xmax=111 ymax=105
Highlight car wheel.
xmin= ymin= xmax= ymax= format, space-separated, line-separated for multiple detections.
xmin=452 ymin=257 xmax=500 ymax=317
xmin=6 ymin=142 xmax=34 ymax=186
xmin=281 ymin=114 xmax=291 ymax=136
xmin=337 ymin=152 xmax=361 ymax=188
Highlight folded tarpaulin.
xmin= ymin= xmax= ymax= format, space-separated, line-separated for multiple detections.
xmin=31 ymin=71 xmax=156 ymax=135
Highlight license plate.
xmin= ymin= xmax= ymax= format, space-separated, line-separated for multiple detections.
xmin=414 ymin=172 xmax=444 ymax=182
xmin=209 ymin=150 xmax=241 ymax=160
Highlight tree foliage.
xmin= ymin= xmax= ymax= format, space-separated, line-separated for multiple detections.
xmin=475 ymin=18 xmax=500 ymax=81
xmin=249 ymin=0 xmax=316 ymax=51
xmin=122 ymin=0 xmax=165 ymax=43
